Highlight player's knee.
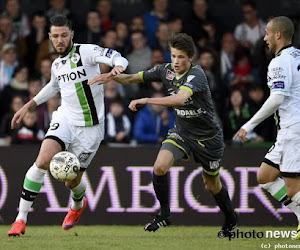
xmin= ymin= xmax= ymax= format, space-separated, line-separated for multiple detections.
xmin=35 ymin=156 xmax=51 ymax=170
xmin=153 ymin=161 xmax=168 ymax=176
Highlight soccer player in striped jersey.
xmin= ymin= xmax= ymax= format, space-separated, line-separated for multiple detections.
xmin=7 ymin=15 xmax=128 ymax=236
xmin=234 ymin=16 xmax=300 ymax=240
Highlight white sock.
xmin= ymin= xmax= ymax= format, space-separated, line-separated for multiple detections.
xmin=16 ymin=163 xmax=47 ymax=223
xmin=262 ymin=178 xmax=300 ymax=219
xmin=70 ymin=178 xmax=86 ymax=210
xmin=292 ymin=191 xmax=300 ymax=207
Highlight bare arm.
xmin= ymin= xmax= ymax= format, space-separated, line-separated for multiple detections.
xmin=128 ymin=89 xmax=191 ymax=111
xmin=89 ymin=72 xmax=141 ymax=85
xmin=11 ymin=99 xmax=37 ymax=129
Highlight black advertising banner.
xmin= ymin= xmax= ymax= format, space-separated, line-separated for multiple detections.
xmin=0 ymin=145 xmax=296 ymax=226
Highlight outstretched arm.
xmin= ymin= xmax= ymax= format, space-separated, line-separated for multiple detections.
xmin=89 ymin=72 xmax=141 ymax=85
xmin=233 ymin=94 xmax=284 ymax=142
xmin=128 ymin=89 xmax=191 ymax=111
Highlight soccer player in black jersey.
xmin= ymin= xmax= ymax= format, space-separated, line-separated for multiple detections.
xmin=89 ymin=33 xmax=237 ymax=236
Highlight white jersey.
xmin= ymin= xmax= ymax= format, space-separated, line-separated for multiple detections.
xmin=267 ymin=45 xmax=300 ymax=128
xmin=49 ymin=43 xmax=120 ymax=126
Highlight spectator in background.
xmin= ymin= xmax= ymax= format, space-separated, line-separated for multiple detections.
xmin=231 ymin=46 xmax=259 ymax=90
xmin=167 ymin=14 xmax=183 ymax=36
xmin=11 ymin=108 xmax=44 ymax=144
xmin=234 ymin=0 xmax=266 ymax=53
xmin=96 ymin=0 xmax=113 ymax=32
xmin=76 ymin=10 xmax=102 ymax=44
xmin=223 ymin=89 xmax=257 ymax=143
xmin=2 ymin=0 xmax=30 ymax=39
xmin=198 ymin=49 xmax=223 ymax=121
xmin=104 ymin=79 xmax=125 ymax=115
xmin=142 ymin=0 xmax=169 ymax=47
xmin=99 ymin=29 xmax=118 ymax=74
xmin=150 ymin=48 xmax=164 ymax=66
xmin=219 ymin=33 xmax=237 ymax=97
xmin=46 ymin=0 xmax=71 ymax=20
xmin=0 ymin=95 xmax=24 ymax=144
xmin=25 ymin=77 xmax=42 ymax=102
xmin=246 ymin=83 xmax=276 ymax=142
xmin=133 ymin=91 xmax=174 ymax=145
xmin=0 ymin=15 xmax=14 ymax=43
xmin=0 ymin=31 xmax=5 ymax=56
xmin=0 ymin=64 xmax=29 ymax=117
xmin=35 ymin=37 xmax=56 ymax=71
xmin=105 ymin=98 xmax=131 ymax=144
xmin=115 ymin=21 xmax=129 ymax=56
xmin=183 ymin=0 xmax=210 ymax=42
xmin=37 ymin=93 xmax=60 ymax=133
xmin=154 ymin=22 xmax=171 ymax=62
xmin=126 ymin=30 xmax=152 ymax=99
xmin=129 ymin=16 xmax=145 ymax=33
xmin=16 ymin=11 xmax=48 ymax=74
xmin=38 ymin=57 xmax=52 ymax=86
xmin=0 ymin=43 xmax=18 ymax=91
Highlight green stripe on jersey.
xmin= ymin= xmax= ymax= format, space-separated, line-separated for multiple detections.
xmin=75 ymin=82 xmax=92 ymax=126
xmin=69 ymin=46 xmax=77 ymax=69
xmin=24 ymin=176 xmax=42 ymax=192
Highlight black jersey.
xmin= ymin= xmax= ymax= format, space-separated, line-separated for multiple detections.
xmin=140 ymin=63 xmax=221 ymax=139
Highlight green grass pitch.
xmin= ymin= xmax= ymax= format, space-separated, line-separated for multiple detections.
xmin=0 ymin=226 xmax=299 ymax=250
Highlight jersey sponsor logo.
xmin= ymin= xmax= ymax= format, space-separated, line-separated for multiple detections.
xmin=186 ymin=75 xmax=195 ymax=82
xmin=57 ymin=68 xmax=87 ymax=83
xmin=184 ymin=83 xmax=194 ymax=89
xmin=71 ymin=53 xmax=80 ymax=64
xmin=166 ymin=69 xmax=175 ymax=80
xmin=270 ymin=67 xmax=286 ymax=80
xmin=78 ymin=152 xmax=92 ymax=163
xmin=94 ymin=46 xmax=105 ymax=55
xmin=174 ymin=108 xmax=207 ymax=118
xmin=272 ymin=81 xmax=285 ymax=89
xmin=105 ymin=49 xmax=114 ymax=58
xmin=290 ymin=50 xmax=300 ymax=58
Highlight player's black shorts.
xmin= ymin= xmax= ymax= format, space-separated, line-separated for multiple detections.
xmin=162 ymin=128 xmax=224 ymax=177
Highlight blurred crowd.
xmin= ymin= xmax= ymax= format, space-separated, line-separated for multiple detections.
xmin=0 ymin=0 xmax=298 ymax=146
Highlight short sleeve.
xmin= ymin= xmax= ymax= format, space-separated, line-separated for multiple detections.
xmin=141 ymin=65 xmax=164 ymax=82
xmin=179 ymin=67 xmax=207 ymax=95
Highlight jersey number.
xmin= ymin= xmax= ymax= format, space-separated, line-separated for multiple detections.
xmin=50 ymin=123 xmax=59 ymax=130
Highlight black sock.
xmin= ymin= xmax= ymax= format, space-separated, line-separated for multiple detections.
xmin=213 ymin=185 xmax=236 ymax=225
xmin=153 ymin=173 xmax=170 ymax=217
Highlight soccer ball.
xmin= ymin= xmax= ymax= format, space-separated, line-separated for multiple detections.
xmin=50 ymin=151 xmax=80 ymax=182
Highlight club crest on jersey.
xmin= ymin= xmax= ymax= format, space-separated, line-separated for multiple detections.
xmin=166 ymin=69 xmax=175 ymax=80
xmin=71 ymin=53 xmax=80 ymax=64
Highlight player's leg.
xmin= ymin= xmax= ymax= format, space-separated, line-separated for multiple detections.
xmin=62 ymin=123 xmax=103 ymax=231
xmin=202 ymin=172 xmax=237 ymax=237
xmin=258 ymin=160 xmax=300 ymax=220
xmin=144 ymin=139 xmax=187 ymax=232
xmin=8 ymin=138 xmax=62 ymax=236
xmin=195 ymin=132 xmax=237 ymax=237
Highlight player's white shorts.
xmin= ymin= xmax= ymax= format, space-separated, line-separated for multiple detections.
xmin=265 ymin=123 xmax=300 ymax=176
xmin=45 ymin=110 xmax=104 ymax=170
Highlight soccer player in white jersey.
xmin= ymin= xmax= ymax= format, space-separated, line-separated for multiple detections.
xmin=234 ymin=16 xmax=300 ymax=240
xmin=7 ymin=15 xmax=128 ymax=236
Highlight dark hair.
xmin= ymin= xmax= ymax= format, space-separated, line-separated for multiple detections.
xmin=168 ymin=33 xmax=195 ymax=58
xmin=49 ymin=15 xmax=72 ymax=30
xmin=242 ymin=0 xmax=257 ymax=9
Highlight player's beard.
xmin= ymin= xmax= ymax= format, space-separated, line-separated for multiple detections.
xmin=53 ymin=39 xmax=73 ymax=57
